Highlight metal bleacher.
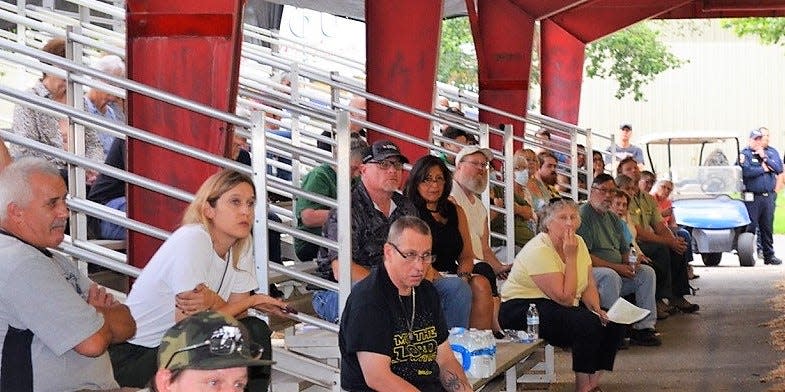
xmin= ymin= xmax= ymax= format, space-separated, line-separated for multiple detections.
xmin=0 ymin=1 xmax=610 ymax=390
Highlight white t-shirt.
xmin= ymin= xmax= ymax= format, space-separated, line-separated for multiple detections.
xmin=126 ymin=224 xmax=258 ymax=347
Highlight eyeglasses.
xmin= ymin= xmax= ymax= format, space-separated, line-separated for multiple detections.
xmin=369 ymin=160 xmax=403 ymax=171
xmin=422 ymin=176 xmax=446 ymax=184
xmin=388 ymin=242 xmax=436 ymax=264
xmin=592 ymin=186 xmax=616 ymax=195
xmin=462 ymin=160 xmax=489 ymax=170
xmin=163 ymin=325 xmax=262 ymax=369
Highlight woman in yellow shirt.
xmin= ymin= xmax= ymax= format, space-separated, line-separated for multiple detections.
xmin=499 ymin=198 xmax=622 ymax=392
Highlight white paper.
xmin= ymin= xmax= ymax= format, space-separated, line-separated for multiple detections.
xmin=605 ymin=297 xmax=650 ymax=325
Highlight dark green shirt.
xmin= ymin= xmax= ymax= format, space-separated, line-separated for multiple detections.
xmin=576 ymin=203 xmax=627 ymax=264
xmin=294 ymin=164 xmax=337 ymax=257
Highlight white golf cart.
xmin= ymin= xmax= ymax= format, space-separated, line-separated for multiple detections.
xmin=641 ymin=132 xmax=756 ymax=267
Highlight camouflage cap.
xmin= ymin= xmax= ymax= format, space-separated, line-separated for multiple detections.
xmin=158 ymin=310 xmax=274 ymax=371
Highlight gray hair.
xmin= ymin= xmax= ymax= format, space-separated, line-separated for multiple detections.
xmin=92 ymin=55 xmax=125 ymax=77
xmin=537 ymin=198 xmax=580 ymax=233
xmin=0 ymin=157 xmax=62 ymax=222
xmin=387 ymin=216 xmax=431 ymax=243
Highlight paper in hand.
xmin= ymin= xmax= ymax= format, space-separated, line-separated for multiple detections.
xmin=605 ymin=297 xmax=650 ymax=325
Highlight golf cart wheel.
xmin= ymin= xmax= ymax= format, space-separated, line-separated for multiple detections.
xmin=701 ymin=253 xmax=722 ymax=266
xmin=737 ymin=232 xmax=756 ymax=267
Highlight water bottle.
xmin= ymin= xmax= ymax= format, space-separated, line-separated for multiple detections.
xmin=628 ymin=244 xmax=638 ymax=272
xmin=526 ymin=303 xmax=539 ymax=341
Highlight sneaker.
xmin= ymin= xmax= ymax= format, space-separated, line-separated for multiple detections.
xmin=687 ymin=265 xmax=700 ymax=280
xmin=758 ymin=249 xmax=765 ymax=260
xmin=618 ymin=337 xmax=630 ymax=350
xmin=765 ymin=256 xmax=783 ymax=265
xmin=629 ymin=328 xmax=662 ymax=346
xmin=656 ymin=300 xmax=670 ymax=320
xmin=672 ymin=296 xmax=699 ymax=313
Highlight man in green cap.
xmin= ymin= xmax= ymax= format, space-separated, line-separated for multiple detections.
xmin=139 ymin=310 xmax=273 ymax=392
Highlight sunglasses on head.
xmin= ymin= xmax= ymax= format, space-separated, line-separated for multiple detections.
xmin=163 ymin=325 xmax=262 ymax=369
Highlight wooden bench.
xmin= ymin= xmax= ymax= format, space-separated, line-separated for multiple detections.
xmin=470 ymin=340 xmax=552 ymax=392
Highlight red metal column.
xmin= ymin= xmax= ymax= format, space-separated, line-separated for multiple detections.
xmin=126 ymin=0 xmax=244 ymax=269
xmin=365 ymin=0 xmax=442 ymax=161
xmin=469 ymin=0 xmax=534 ymax=150
xmin=540 ymin=19 xmax=585 ymax=125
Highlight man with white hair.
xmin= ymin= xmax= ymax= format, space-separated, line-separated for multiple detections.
xmin=85 ymin=55 xmax=126 ymax=156
xmin=0 ymin=157 xmax=135 ymax=391
xmin=450 ymin=146 xmax=512 ymax=272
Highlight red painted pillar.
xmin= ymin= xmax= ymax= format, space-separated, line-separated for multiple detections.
xmin=365 ymin=0 xmax=442 ymax=161
xmin=469 ymin=0 xmax=534 ymax=151
xmin=540 ymin=19 xmax=585 ymax=125
xmin=126 ymin=0 xmax=244 ymax=268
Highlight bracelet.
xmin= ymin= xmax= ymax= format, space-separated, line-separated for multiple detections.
xmin=457 ymin=272 xmax=473 ymax=281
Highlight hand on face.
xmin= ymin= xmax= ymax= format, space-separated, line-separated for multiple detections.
xmin=562 ymin=228 xmax=578 ymax=260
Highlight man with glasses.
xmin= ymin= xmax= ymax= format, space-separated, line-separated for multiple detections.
xmin=315 ymin=141 xmax=471 ymax=327
xmin=577 ymin=174 xmax=660 ymax=347
xmin=141 ymin=310 xmax=272 ymax=392
xmin=340 ymin=216 xmax=472 ymax=392
xmin=451 ymin=146 xmax=513 ymax=274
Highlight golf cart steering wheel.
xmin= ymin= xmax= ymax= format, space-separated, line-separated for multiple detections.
xmin=700 ymin=175 xmax=727 ymax=193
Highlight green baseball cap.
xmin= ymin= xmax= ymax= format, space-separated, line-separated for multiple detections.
xmin=158 ymin=310 xmax=274 ymax=371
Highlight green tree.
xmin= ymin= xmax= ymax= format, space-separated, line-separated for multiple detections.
xmin=722 ymin=18 xmax=785 ymax=45
xmin=437 ymin=18 xmax=685 ymax=101
xmin=438 ymin=18 xmax=478 ymax=92
xmin=584 ymin=24 xmax=685 ymax=101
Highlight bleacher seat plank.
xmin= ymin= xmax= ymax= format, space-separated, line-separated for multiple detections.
xmin=470 ymin=340 xmax=544 ymax=392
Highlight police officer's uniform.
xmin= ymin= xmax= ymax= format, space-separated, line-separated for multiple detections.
xmin=740 ymin=129 xmax=783 ymax=265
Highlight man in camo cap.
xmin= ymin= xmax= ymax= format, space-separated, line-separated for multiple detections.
xmin=140 ymin=310 xmax=273 ymax=392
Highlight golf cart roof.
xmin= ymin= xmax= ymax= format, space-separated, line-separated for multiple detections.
xmin=638 ymin=132 xmax=741 ymax=145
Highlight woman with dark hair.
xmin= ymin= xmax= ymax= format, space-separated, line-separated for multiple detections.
xmin=404 ymin=155 xmax=502 ymax=334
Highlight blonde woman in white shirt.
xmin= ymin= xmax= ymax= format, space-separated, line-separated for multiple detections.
xmin=110 ymin=169 xmax=291 ymax=390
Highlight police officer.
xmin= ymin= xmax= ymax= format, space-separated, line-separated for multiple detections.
xmin=741 ymin=128 xmax=783 ymax=265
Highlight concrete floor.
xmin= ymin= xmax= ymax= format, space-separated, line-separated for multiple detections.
xmin=485 ymin=239 xmax=785 ymax=392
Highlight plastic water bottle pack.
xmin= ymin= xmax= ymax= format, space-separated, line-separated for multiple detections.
xmin=448 ymin=327 xmax=496 ymax=378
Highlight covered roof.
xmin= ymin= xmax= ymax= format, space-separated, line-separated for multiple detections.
xmin=264 ymin=0 xmax=468 ymax=20
xmin=264 ymin=1 xmax=785 ymax=23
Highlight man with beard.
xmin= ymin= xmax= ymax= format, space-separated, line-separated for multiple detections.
xmin=617 ymin=157 xmax=699 ymax=315
xmin=450 ymin=145 xmax=512 ymax=273
xmin=314 ymin=141 xmax=471 ymax=327
xmin=529 ymin=151 xmax=560 ymax=211
xmin=577 ymin=174 xmax=660 ymax=346
xmin=339 ymin=216 xmax=471 ymax=392
xmin=0 ymin=157 xmax=135 ymax=391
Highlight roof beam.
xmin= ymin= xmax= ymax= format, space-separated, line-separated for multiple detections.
xmin=546 ymin=0 xmax=693 ymax=43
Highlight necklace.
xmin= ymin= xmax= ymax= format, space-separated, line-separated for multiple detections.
xmin=398 ymin=288 xmax=416 ymax=343
xmin=216 ymin=249 xmax=231 ymax=294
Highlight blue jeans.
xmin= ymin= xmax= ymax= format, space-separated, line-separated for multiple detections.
xmin=592 ymin=265 xmax=657 ymax=330
xmin=432 ymin=276 xmax=472 ymax=328
xmin=312 ymin=276 xmax=472 ymax=328
xmin=312 ymin=290 xmax=340 ymax=323
xmin=100 ymin=196 xmax=127 ymax=240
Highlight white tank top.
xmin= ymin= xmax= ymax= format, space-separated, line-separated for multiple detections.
xmin=450 ymin=181 xmax=487 ymax=260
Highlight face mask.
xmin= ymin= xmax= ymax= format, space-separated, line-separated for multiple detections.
xmin=514 ymin=169 xmax=529 ymax=186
